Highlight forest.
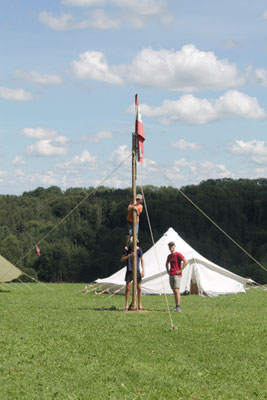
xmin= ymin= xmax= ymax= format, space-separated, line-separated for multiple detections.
xmin=0 ymin=178 xmax=267 ymax=284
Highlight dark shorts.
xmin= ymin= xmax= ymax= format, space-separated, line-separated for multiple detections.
xmin=125 ymin=270 xmax=142 ymax=283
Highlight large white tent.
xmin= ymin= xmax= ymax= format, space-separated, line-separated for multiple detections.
xmin=96 ymin=228 xmax=250 ymax=297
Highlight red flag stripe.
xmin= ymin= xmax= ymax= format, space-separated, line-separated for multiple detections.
xmin=135 ymin=94 xmax=145 ymax=163
xmin=135 ymin=94 xmax=145 ymax=140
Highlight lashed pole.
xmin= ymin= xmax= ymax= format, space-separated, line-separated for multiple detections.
xmin=131 ymin=132 xmax=137 ymax=310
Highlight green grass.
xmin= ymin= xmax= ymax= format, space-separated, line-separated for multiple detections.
xmin=0 ymin=284 xmax=266 ymax=400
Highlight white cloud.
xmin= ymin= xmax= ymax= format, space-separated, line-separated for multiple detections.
xmin=139 ymin=91 xmax=266 ymax=125
xmin=113 ymin=0 xmax=173 ymax=28
xmin=36 ymin=171 xmax=59 ymax=185
xmin=0 ymin=86 xmax=33 ymax=102
xmin=103 ymin=145 xmax=165 ymax=188
xmin=71 ymin=45 xmax=244 ymax=91
xmin=86 ymin=9 xmax=119 ymax=29
xmin=55 ymin=150 xmax=97 ymax=170
xmin=215 ymin=90 xmax=265 ymax=119
xmin=61 ymin=0 xmax=172 ymax=28
xmin=85 ymin=130 xmax=113 ymax=143
xmin=110 ymin=144 xmax=131 ymax=164
xmin=21 ymin=128 xmax=69 ymax=157
xmin=12 ymin=156 xmax=26 ymax=166
xmin=138 ymin=156 xmax=234 ymax=187
xmin=15 ymin=70 xmax=63 ymax=86
xmin=120 ymin=45 xmax=243 ymax=91
xmin=61 ymin=0 xmax=106 ymax=5
xmin=71 ymin=51 xmax=123 ymax=84
xmin=228 ymin=140 xmax=267 ymax=164
xmin=168 ymin=158 xmax=233 ymax=182
xmin=21 ymin=127 xmax=58 ymax=139
xmin=26 ymin=140 xmax=68 ymax=157
xmin=39 ymin=11 xmax=75 ymax=30
xmin=170 ymin=139 xmax=201 ymax=150
xmin=254 ymin=69 xmax=267 ymax=87
xmin=39 ymin=10 xmax=118 ymax=30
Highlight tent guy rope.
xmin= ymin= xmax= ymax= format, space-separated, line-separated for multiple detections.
xmin=1 ymin=152 xmax=132 ymax=287
xmin=140 ymin=184 xmax=176 ymax=330
xmin=154 ymin=167 xmax=267 ymax=274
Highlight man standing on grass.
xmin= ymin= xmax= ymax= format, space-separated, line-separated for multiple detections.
xmin=166 ymin=241 xmax=188 ymax=312
xmin=121 ymin=241 xmax=145 ymax=311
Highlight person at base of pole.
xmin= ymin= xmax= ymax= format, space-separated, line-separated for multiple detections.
xmin=165 ymin=241 xmax=188 ymax=312
xmin=125 ymin=194 xmax=143 ymax=249
xmin=120 ymin=241 xmax=145 ymax=311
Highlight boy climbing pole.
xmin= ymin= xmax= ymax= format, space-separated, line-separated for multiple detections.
xmin=126 ymin=194 xmax=143 ymax=248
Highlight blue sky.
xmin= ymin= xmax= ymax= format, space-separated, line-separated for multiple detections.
xmin=1 ymin=0 xmax=267 ymax=195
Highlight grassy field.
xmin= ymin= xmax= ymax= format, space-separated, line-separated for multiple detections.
xmin=0 ymin=283 xmax=266 ymax=400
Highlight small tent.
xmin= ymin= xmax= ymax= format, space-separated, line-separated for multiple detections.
xmin=96 ymin=228 xmax=250 ymax=297
xmin=0 ymin=255 xmax=23 ymax=283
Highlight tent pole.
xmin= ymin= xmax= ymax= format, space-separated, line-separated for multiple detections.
xmin=131 ymin=133 xmax=137 ymax=310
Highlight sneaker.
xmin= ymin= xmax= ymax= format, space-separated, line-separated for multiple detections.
xmin=176 ymin=306 xmax=181 ymax=312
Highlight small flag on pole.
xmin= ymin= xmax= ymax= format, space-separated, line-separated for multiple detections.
xmin=135 ymin=94 xmax=145 ymax=163
xmin=36 ymin=245 xmax=41 ymax=256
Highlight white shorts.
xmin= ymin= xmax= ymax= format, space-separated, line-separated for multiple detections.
xmin=169 ymin=275 xmax=181 ymax=290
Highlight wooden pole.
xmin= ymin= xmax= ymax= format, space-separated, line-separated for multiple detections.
xmin=131 ymin=133 xmax=137 ymax=310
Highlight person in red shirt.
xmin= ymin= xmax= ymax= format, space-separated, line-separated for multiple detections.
xmin=165 ymin=241 xmax=188 ymax=312
xmin=126 ymin=194 xmax=143 ymax=248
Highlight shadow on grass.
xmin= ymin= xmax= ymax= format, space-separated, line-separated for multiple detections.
xmin=0 ymin=289 xmax=11 ymax=293
xmin=90 ymin=306 xmax=166 ymax=313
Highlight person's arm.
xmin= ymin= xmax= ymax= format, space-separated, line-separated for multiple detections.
xmin=140 ymin=256 xmax=145 ymax=278
xmin=136 ymin=204 xmax=142 ymax=216
xmin=165 ymin=260 xmax=170 ymax=275
xmin=181 ymin=258 xmax=188 ymax=271
xmin=120 ymin=252 xmax=134 ymax=263
xmin=128 ymin=203 xmax=138 ymax=213
xmin=128 ymin=203 xmax=134 ymax=211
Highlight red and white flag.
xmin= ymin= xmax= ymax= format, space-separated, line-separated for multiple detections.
xmin=36 ymin=245 xmax=41 ymax=256
xmin=135 ymin=94 xmax=145 ymax=163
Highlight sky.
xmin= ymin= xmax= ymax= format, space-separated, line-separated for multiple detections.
xmin=1 ymin=0 xmax=267 ymax=195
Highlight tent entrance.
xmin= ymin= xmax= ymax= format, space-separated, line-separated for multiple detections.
xmin=190 ymin=267 xmax=199 ymax=294
xmin=190 ymin=283 xmax=198 ymax=294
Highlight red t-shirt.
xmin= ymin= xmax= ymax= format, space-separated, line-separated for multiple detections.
xmin=167 ymin=252 xmax=185 ymax=276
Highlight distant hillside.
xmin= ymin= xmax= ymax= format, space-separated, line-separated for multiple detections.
xmin=0 ymin=179 xmax=266 ymax=283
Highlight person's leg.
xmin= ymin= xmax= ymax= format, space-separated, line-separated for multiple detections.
xmin=173 ymin=288 xmax=181 ymax=307
xmin=137 ymin=282 xmax=142 ymax=309
xmin=125 ymin=282 xmax=131 ymax=309
xmin=136 ymin=222 xmax=140 ymax=242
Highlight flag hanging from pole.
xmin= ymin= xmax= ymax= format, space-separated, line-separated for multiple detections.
xmin=135 ymin=94 xmax=145 ymax=163
xmin=36 ymin=245 xmax=41 ymax=256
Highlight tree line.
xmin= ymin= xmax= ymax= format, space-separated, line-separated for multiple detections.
xmin=0 ymin=178 xmax=267 ymax=284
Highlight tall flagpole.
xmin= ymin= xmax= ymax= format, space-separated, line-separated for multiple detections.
xmin=131 ymin=93 xmax=145 ymax=311
xmin=131 ymin=132 xmax=137 ymax=310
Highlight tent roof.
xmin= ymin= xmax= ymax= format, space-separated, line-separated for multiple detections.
xmin=0 ymin=255 xmax=23 ymax=283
